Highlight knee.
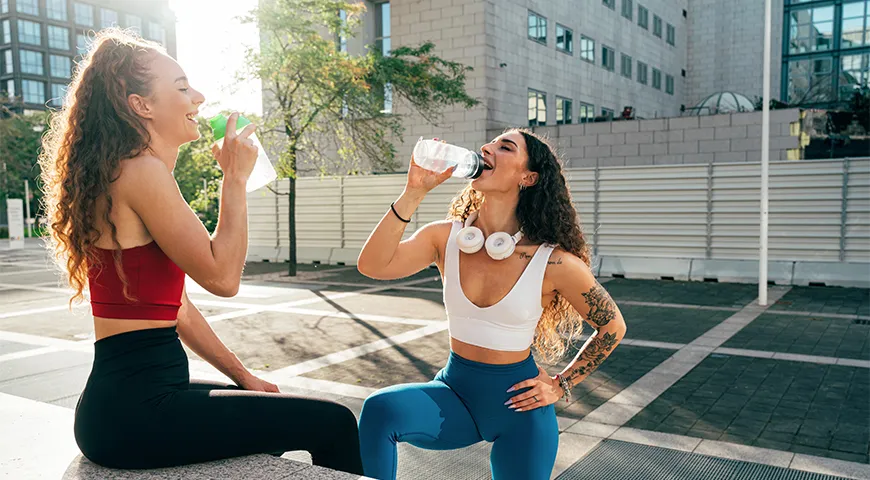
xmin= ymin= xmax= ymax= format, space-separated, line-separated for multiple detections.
xmin=359 ymin=390 xmax=402 ymax=430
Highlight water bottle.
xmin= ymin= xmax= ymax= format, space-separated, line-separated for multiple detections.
xmin=412 ymin=138 xmax=485 ymax=179
xmin=209 ymin=113 xmax=278 ymax=193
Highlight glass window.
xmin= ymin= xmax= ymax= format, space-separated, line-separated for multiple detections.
xmin=528 ymin=89 xmax=546 ymax=126
xmin=47 ymin=0 xmax=68 ymax=21
xmin=3 ymin=49 xmax=13 ymax=74
xmin=842 ymin=1 xmax=869 ymax=48
xmin=652 ymin=68 xmax=662 ymax=89
xmin=528 ymin=11 xmax=547 ymax=43
xmin=788 ymin=5 xmax=835 ymax=53
xmin=18 ymin=20 xmax=42 ymax=46
xmin=653 ymin=15 xmax=662 ymax=37
xmin=840 ymin=53 xmax=869 ymax=100
xmin=16 ymin=0 xmax=38 ymax=15
xmin=148 ymin=22 xmax=166 ymax=44
xmin=578 ymin=102 xmax=595 ymax=123
xmin=638 ymin=5 xmax=649 ymax=29
xmin=75 ymin=3 xmax=94 ymax=27
xmin=76 ymin=34 xmax=89 ymax=55
xmin=666 ymin=24 xmax=676 ymax=45
xmin=601 ymin=107 xmax=614 ymax=119
xmin=665 ymin=74 xmax=675 ymax=95
xmin=22 ymin=79 xmax=45 ymax=104
xmin=20 ymin=50 xmax=43 ymax=75
xmin=0 ymin=0 xmax=7 ymax=14
xmin=580 ymin=36 xmax=595 ymax=62
xmin=50 ymin=55 xmax=71 ymax=78
xmin=51 ymin=83 xmax=68 ymax=107
xmin=1 ymin=19 xmax=10 ymax=45
xmin=603 ymin=0 xmax=615 ymax=10
xmin=556 ymin=24 xmax=572 ymax=53
xmin=374 ymin=2 xmax=392 ymax=112
xmin=637 ymin=61 xmax=648 ymax=84
xmin=48 ymin=26 xmax=70 ymax=51
xmin=622 ymin=0 xmax=633 ymax=20
xmin=621 ymin=53 xmax=632 ymax=78
xmin=556 ymin=97 xmax=572 ymax=125
xmin=3 ymin=79 xmax=14 ymax=98
xmin=126 ymin=14 xmax=142 ymax=32
xmin=602 ymin=45 xmax=615 ymax=71
xmin=101 ymin=9 xmax=119 ymax=29
xmin=787 ymin=57 xmax=835 ymax=103
xmin=338 ymin=9 xmax=347 ymax=52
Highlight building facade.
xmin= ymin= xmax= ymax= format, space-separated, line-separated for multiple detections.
xmin=270 ymin=0 xmax=869 ymax=174
xmin=0 ymin=0 xmax=176 ymax=113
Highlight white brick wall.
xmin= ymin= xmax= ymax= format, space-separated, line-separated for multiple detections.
xmin=486 ymin=0 xmax=688 ymax=132
xmin=685 ymin=0 xmax=785 ymax=107
xmin=531 ymin=109 xmax=801 ymax=168
xmin=261 ymin=0 xmax=792 ymax=176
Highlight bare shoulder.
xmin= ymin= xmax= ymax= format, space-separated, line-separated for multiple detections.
xmin=419 ymin=219 xmax=455 ymax=267
xmin=545 ymin=247 xmax=597 ymax=289
xmin=420 ymin=219 xmax=455 ymax=242
xmin=116 ymin=155 xmax=173 ymax=186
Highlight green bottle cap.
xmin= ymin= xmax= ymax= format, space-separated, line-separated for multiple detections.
xmin=209 ymin=113 xmax=253 ymax=141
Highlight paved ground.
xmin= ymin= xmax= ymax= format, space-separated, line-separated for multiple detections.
xmin=1 ymin=239 xmax=869 ymax=479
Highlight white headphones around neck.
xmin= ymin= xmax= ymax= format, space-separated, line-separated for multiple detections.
xmin=456 ymin=212 xmax=523 ymax=260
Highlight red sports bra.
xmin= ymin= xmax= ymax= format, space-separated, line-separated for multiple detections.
xmin=88 ymin=241 xmax=184 ymax=320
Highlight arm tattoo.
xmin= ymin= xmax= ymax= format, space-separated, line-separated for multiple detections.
xmin=566 ymin=331 xmax=619 ymax=384
xmin=581 ymin=284 xmax=616 ymax=327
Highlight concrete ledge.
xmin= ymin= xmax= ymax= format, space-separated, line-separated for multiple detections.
xmin=299 ymin=247 xmax=336 ymax=264
xmin=689 ymin=259 xmax=793 ymax=285
xmin=247 ymin=245 xmax=288 ymax=262
xmin=792 ymin=261 xmax=870 ymax=288
xmin=599 ymin=256 xmax=691 ymax=281
xmin=328 ymin=248 xmax=361 ymax=265
xmin=62 ymin=454 xmax=361 ymax=479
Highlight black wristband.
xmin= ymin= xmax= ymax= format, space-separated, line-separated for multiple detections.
xmin=390 ymin=202 xmax=411 ymax=223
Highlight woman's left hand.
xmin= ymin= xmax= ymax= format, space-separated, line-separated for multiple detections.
xmin=238 ymin=374 xmax=280 ymax=393
xmin=505 ymin=366 xmax=563 ymax=412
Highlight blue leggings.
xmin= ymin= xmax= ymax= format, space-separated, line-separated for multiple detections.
xmin=358 ymin=352 xmax=558 ymax=480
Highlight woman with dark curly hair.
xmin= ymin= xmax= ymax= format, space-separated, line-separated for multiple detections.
xmin=38 ymin=29 xmax=363 ymax=473
xmin=356 ymin=129 xmax=628 ymax=479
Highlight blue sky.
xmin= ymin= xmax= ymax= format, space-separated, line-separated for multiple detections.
xmin=169 ymin=0 xmax=262 ymax=116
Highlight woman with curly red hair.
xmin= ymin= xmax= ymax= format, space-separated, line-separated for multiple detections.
xmin=39 ymin=29 xmax=363 ymax=473
xmin=356 ymin=130 xmax=628 ymax=479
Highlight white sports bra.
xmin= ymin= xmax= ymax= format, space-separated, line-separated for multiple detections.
xmin=443 ymin=220 xmax=555 ymax=351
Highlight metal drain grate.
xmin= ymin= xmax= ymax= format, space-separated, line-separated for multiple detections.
xmin=555 ymin=440 xmax=852 ymax=480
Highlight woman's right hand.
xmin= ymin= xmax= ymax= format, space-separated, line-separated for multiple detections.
xmin=211 ymin=112 xmax=258 ymax=181
xmin=404 ymin=139 xmax=456 ymax=197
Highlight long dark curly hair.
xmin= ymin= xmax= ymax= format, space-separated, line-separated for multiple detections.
xmin=39 ymin=29 xmax=163 ymax=305
xmin=448 ymin=128 xmax=591 ymax=362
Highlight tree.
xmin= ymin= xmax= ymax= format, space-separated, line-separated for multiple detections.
xmin=174 ymin=117 xmax=224 ymax=233
xmin=244 ymin=0 xmax=479 ymax=276
xmin=0 ymin=105 xmax=49 ymax=234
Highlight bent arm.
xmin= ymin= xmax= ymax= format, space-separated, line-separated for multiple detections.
xmin=356 ymin=191 xmax=448 ymax=280
xmin=124 ymin=157 xmax=247 ymax=297
xmin=176 ymin=286 xmax=250 ymax=385
xmin=550 ymin=253 xmax=627 ymax=388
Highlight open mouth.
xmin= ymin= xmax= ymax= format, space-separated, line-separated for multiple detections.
xmin=185 ymin=112 xmax=197 ymax=124
xmin=483 ymin=158 xmax=494 ymax=171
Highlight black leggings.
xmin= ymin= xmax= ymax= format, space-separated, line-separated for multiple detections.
xmin=73 ymin=326 xmax=363 ymax=474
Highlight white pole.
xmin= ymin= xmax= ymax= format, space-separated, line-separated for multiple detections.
xmin=24 ymin=180 xmax=32 ymax=238
xmin=759 ymin=0 xmax=772 ymax=306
